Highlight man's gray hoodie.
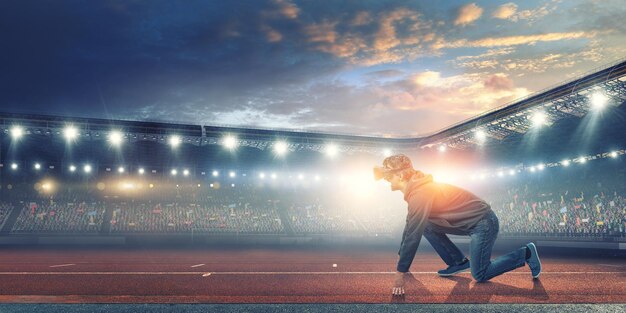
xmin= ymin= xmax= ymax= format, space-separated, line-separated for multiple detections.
xmin=397 ymin=174 xmax=490 ymax=273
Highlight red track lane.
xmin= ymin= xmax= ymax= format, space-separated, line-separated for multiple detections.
xmin=0 ymin=247 xmax=624 ymax=303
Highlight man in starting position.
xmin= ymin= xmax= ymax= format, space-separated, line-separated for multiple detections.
xmin=374 ymin=154 xmax=542 ymax=296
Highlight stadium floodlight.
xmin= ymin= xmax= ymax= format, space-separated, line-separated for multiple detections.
xmin=231 ymin=183 xmax=235 ymax=187
xmin=212 ymin=170 xmax=219 ymax=177
xmin=63 ymin=125 xmax=79 ymax=142
xmin=271 ymin=173 xmax=277 ymax=180
xmin=531 ymin=111 xmax=548 ymax=128
xmin=383 ymin=149 xmax=392 ymax=157
xmin=34 ymin=163 xmax=41 ymax=170
xmin=298 ymin=173 xmax=304 ymax=180
xmin=171 ymin=169 xmax=178 ymax=176
xmin=69 ymin=165 xmax=76 ymax=172
xmin=274 ymin=141 xmax=288 ymax=156
xmin=562 ymin=160 xmax=570 ymax=167
xmin=169 ymin=135 xmax=182 ymax=148
xmin=108 ymin=130 xmax=123 ymax=146
xmin=11 ymin=163 xmax=18 ymax=170
xmin=475 ymin=130 xmax=487 ymax=143
xmin=183 ymin=169 xmax=190 ymax=176
xmin=229 ymin=171 xmax=236 ymax=178
xmin=83 ymin=165 xmax=92 ymax=173
xmin=497 ymin=171 xmax=504 ymax=177
xmin=259 ymin=172 xmax=266 ymax=179
xmin=325 ymin=144 xmax=339 ymax=158
xmin=590 ymin=92 xmax=609 ymax=110
xmin=479 ymin=174 xmax=486 ymax=180
xmin=578 ymin=157 xmax=587 ymax=164
xmin=529 ymin=166 xmax=536 ymax=172
xmin=118 ymin=167 xmax=125 ymax=173
xmin=223 ymin=135 xmax=238 ymax=150
xmin=10 ymin=126 xmax=24 ymax=140
xmin=314 ymin=175 xmax=321 ymax=181
xmin=138 ymin=168 xmax=145 ymax=175
xmin=537 ymin=163 xmax=545 ymax=171
xmin=609 ymin=151 xmax=618 ymax=158
xmin=508 ymin=169 xmax=516 ymax=176
xmin=438 ymin=145 xmax=446 ymax=153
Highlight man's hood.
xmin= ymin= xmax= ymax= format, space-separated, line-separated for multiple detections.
xmin=403 ymin=174 xmax=434 ymax=202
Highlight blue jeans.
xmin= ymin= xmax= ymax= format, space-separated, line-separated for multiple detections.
xmin=424 ymin=210 xmax=527 ymax=282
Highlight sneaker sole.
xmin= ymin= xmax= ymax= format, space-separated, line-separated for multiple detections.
xmin=437 ymin=267 xmax=470 ymax=277
xmin=527 ymin=242 xmax=541 ymax=278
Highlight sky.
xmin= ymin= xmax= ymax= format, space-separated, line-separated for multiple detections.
xmin=1 ymin=0 xmax=625 ymax=137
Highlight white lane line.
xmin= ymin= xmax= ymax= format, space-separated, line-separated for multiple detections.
xmin=598 ymin=264 xmax=623 ymax=268
xmin=49 ymin=264 xmax=76 ymax=268
xmin=0 ymin=271 xmax=620 ymax=275
xmin=190 ymin=264 xmax=205 ymax=268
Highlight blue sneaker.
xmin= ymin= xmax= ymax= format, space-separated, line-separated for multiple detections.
xmin=526 ymin=242 xmax=541 ymax=279
xmin=437 ymin=258 xmax=470 ymax=277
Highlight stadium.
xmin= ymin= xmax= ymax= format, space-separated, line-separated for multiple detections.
xmin=0 ymin=58 xmax=624 ymax=311
xmin=0 ymin=0 xmax=626 ymax=312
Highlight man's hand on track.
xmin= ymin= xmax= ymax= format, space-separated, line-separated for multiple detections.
xmin=392 ymin=271 xmax=406 ymax=296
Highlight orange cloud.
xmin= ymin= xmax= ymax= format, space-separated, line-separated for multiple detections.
xmin=261 ymin=25 xmax=283 ymax=42
xmin=273 ymin=0 xmax=300 ymax=19
xmin=492 ymin=1 xmax=557 ymax=23
xmin=484 ymin=73 xmax=514 ymax=91
xmin=493 ymin=3 xmax=517 ymax=19
xmin=454 ymin=3 xmax=483 ymax=26
xmin=443 ymin=31 xmax=595 ymax=48
xmin=383 ymin=71 xmax=529 ymax=117
xmin=352 ymin=11 xmax=372 ymax=26
xmin=304 ymin=21 xmax=339 ymax=43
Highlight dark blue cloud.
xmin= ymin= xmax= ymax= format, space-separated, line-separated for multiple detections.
xmin=0 ymin=0 xmax=345 ymax=119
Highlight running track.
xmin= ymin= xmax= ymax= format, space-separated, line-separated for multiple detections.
xmin=0 ymin=246 xmax=623 ymax=303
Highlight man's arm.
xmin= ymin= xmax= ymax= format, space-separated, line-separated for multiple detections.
xmin=398 ymin=216 xmax=409 ymax=255
xmin=396 ymin=194 xmax=433 ymax=273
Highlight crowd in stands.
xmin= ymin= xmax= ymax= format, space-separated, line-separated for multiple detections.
xmin=488 ymin=182 xmax=626 ymax=238
xmin=109 ymin=201 xmax=283 ymax=234
xmin=0 ymin=202 xmax=13 ymax=230
xmin=11 ymin=200 xmax=105 ymax=233
xmin=287 ymin=202 xmax=363 ymax=234
xmin=0 ymin=171 xmax=624 ymax=240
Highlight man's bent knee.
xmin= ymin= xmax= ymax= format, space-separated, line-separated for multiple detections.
xmin=472 ymin=271 xmax=489 ymax=283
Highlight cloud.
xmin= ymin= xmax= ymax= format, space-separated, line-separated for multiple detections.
xmin=412 ymin=71 xmax=441 ymax=86
xmin=292 ymin=71 xmax=528 ymax=135
xmin=304 ymin=20 xmax=339 ymax=43
xmin=373 ymin=9 xmax=419 ymax=51
xmin=442 ymin=31 xmax=595 ymax=49
xmin=134 ymin=70 xmax=530 ymax=136
xmin=456 ymin=47 xmax=515 ymax=61
xmin=454 ymin=3 xmax=483 ymax=26
xmin=352 ymin=11 xmax=372 ymax=26
xmin=272 ymin=0 xmax=300 ymax=19
xmin=452 ymin=46 xmax=612 ymax=74
xmin=492 ymin=3 xmax=518 ymax=20
xmin=484 ymin=73 xmax=514 ymax=91
xmin=307 ymin=28 xmax=367 ymax=59
xmin=363 ymin=69 xmax=405 ymax=79
xmin=302 ymin=8 xmax=441 ymax=66
xmin=492 ymin=1 xmax=558 ymax=23
xmin=261 ymin=24 xmax=283 ymax=42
